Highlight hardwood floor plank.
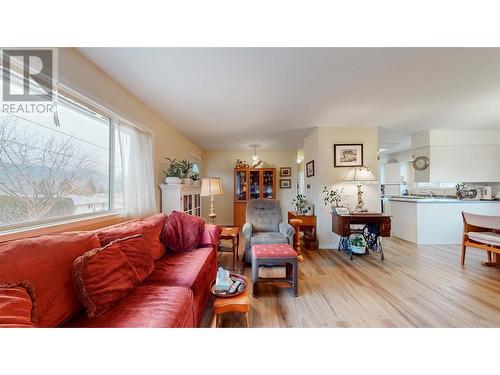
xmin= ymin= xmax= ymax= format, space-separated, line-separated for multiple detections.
xmin=202 ymin=237 xmax=500 ymax=328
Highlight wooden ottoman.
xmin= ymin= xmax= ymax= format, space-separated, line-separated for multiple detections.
xmin=213 ymin=278 xmax=250 ymax=328
xmin=251 ymin=244 xmax=298 ymax=297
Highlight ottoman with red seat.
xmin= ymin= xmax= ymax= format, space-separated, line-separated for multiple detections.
xmin=251 ymin=244 xmax=298 ymax=297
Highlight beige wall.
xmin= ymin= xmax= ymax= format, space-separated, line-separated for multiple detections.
xmin=202 ymin=149 xmax=298 ymax=225
xmin=304 ymin=127 xmax=380 ymax=248
xmin=58 ymin=48 xmax=202 ymax=213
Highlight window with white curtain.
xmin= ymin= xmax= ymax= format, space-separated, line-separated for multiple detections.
xmin=0 ymin=73 xmax=155 ymax=230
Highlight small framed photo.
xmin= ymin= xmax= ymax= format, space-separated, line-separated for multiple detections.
xmin=306 ymin=160 xmax=315 ymax=177
xmin=280 ymin=167 xmax=291 ymax=177
xmin=280 ymin=179 xmax=291 ymax=189
xmin=334 ymin=144 xmax=363 ymax=167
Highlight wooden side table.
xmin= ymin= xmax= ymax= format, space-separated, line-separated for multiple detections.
xmin=219 ymin=226 xmax=240 ymax=271
xmin=288 ymin=211 xmax=318 ymax=250
xmin=213 ymin=280 xmax=250 ymax=328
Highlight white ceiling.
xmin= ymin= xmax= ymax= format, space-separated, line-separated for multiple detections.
xmin=79 ymin=48 xmax=500 ymax=150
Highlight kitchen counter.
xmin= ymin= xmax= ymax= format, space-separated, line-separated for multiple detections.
xmin=389 ymin=198 xmax=500 ymax=244
xmin=389 ymin=197 xmax=500 ymax=203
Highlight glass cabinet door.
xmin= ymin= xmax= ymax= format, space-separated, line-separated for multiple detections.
xmin=249 ymin=170 xmax=261 ymax=199
xmin=262 ymin=170 xmax=274 ymax=199
xmin=194 ymin=194 xmax=201 ymax=216
xmin=235 ymin=170 xmax=247 ymax=201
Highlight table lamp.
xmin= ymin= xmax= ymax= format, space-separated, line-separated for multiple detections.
xmin=201 ymin=177 xmax=224 ymax=224
xmin=343 ymin=166 xmax=377 ymax=212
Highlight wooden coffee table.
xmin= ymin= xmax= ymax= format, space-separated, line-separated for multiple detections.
xmin=219 ymin=226 xmax=240 ymax=271
xmin=213 ymin=276 xmax=250 ymax=328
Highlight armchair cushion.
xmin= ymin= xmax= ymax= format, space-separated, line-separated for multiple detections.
xmin=246 ymin=199 xmax=281 ymax=232
xmin=250 ymin=232 xmax=289 ymax=245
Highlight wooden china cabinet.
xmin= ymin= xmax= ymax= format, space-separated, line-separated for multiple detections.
xmin=233 ymin=168 xmax=276 ymax=227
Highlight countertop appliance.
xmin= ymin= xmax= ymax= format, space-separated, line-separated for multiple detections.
xmin=481 ymin=186 xmax=494 ymax=200
xmin=456 ymin=183 xmax=481 ymax=200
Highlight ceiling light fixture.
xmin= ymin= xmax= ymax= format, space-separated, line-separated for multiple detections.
xmin=250 ymin=144 xmax=259 ymax=161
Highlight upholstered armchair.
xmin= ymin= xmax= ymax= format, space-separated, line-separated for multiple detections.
xmin=242 ymin=199 xmax=295 ymax=263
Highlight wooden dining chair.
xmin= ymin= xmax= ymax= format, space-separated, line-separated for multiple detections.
xmin=461 ymin=212 xmax=500 ymax=266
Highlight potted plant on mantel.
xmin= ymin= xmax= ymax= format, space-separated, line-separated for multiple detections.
xmin=178 ymin=159 xmax=194 ymax=185
xmin=190 ymin=172 xmax=200 ymax=185
xmin=164 ymin=158 xmax=182 ymax=184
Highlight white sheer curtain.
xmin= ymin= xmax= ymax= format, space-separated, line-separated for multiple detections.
xmin=116 ymin=121 xmax=156 ymax=218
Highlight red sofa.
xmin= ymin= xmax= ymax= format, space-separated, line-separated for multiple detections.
xmin=0 ymin=213 xmax=221 ymax=328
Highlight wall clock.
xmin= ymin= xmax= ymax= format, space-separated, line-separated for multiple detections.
xmin=412 ymin=156 xmax=430 ymax=171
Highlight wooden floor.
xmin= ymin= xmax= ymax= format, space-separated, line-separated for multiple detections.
xmin=201 ymin=237 xmax=500 ymax=328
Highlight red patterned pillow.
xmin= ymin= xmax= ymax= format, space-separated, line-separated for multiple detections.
xmin=161 ymin=211 xmax=205 ymax=252
xmin=73 ymin=234 xmax=154 ymax=318
xmin=0 ymin=281 xmax=37 ymax=328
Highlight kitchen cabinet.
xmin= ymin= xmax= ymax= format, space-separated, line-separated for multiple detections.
xmin=383 ymin=163 xmax=401 ymax=184
xmin=411 ymin=130 xmax=500 ymax=183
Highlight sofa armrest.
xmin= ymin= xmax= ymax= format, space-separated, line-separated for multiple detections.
xmin=242 ymin=222 xmax=253 ymax=239
xmin=198 ymin=224 xmax=222 ymax=250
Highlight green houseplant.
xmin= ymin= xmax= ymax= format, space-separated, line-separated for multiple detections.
xmin=292 ymin=194 xmax=311 ymax=215
xmin=323 ymin=186 xmax=346 ymax=210
xmin=349 ymin=234 xmax=365 ymax=254
xmin=164 ymin=158 xmax=182 ymax=184
xmin=190 ymin=172 xmax=200 ymax=185
xmin=178 ymin=159 xmax=194 ymax=184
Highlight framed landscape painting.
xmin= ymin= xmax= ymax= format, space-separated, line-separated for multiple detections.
xmin=334 ymin=144 xmax=363 ymax=167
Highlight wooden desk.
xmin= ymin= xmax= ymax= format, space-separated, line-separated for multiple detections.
xmin=331 ymin=211 xmax=391 ymax=260
xmin=287 ymin=211 xmax=318 ymax=250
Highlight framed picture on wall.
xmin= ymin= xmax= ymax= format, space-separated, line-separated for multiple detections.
xmin=306 ymin=160 xmax=315 ymax=177
xmin=280 ymin=167 xmax=291 ymax=177
xmin=280 ymin=179 xmax=291 ymax=189
xmin=334 ymin=144 xmax=363 ymax=167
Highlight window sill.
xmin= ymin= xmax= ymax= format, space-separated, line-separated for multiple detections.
xmin=0 ymin=212 xmax=126 ymax=243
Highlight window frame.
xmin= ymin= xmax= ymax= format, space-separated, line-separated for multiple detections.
xmin=0 ymin=79 xmax=152 ymax=234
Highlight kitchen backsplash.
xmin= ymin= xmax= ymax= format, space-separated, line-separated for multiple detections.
xmin=409 ymin=183 xmax=500 ymax=197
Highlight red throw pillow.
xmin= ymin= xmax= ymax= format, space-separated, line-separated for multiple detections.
xmin=73 ymin=234 xmax=154 ymax=318
xmin=96 ymin=213 xmax=167 ymax=260
xmin=0 ymin=281 xmax=37 ymax=328
xmin=161 ymin=211 xmax=205 ymax=252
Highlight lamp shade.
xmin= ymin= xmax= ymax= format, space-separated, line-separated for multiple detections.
xmin=343 ymin=166 xmax=377 ymax=184
xmin=200 ymin=177 xmax=224 ymax=196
